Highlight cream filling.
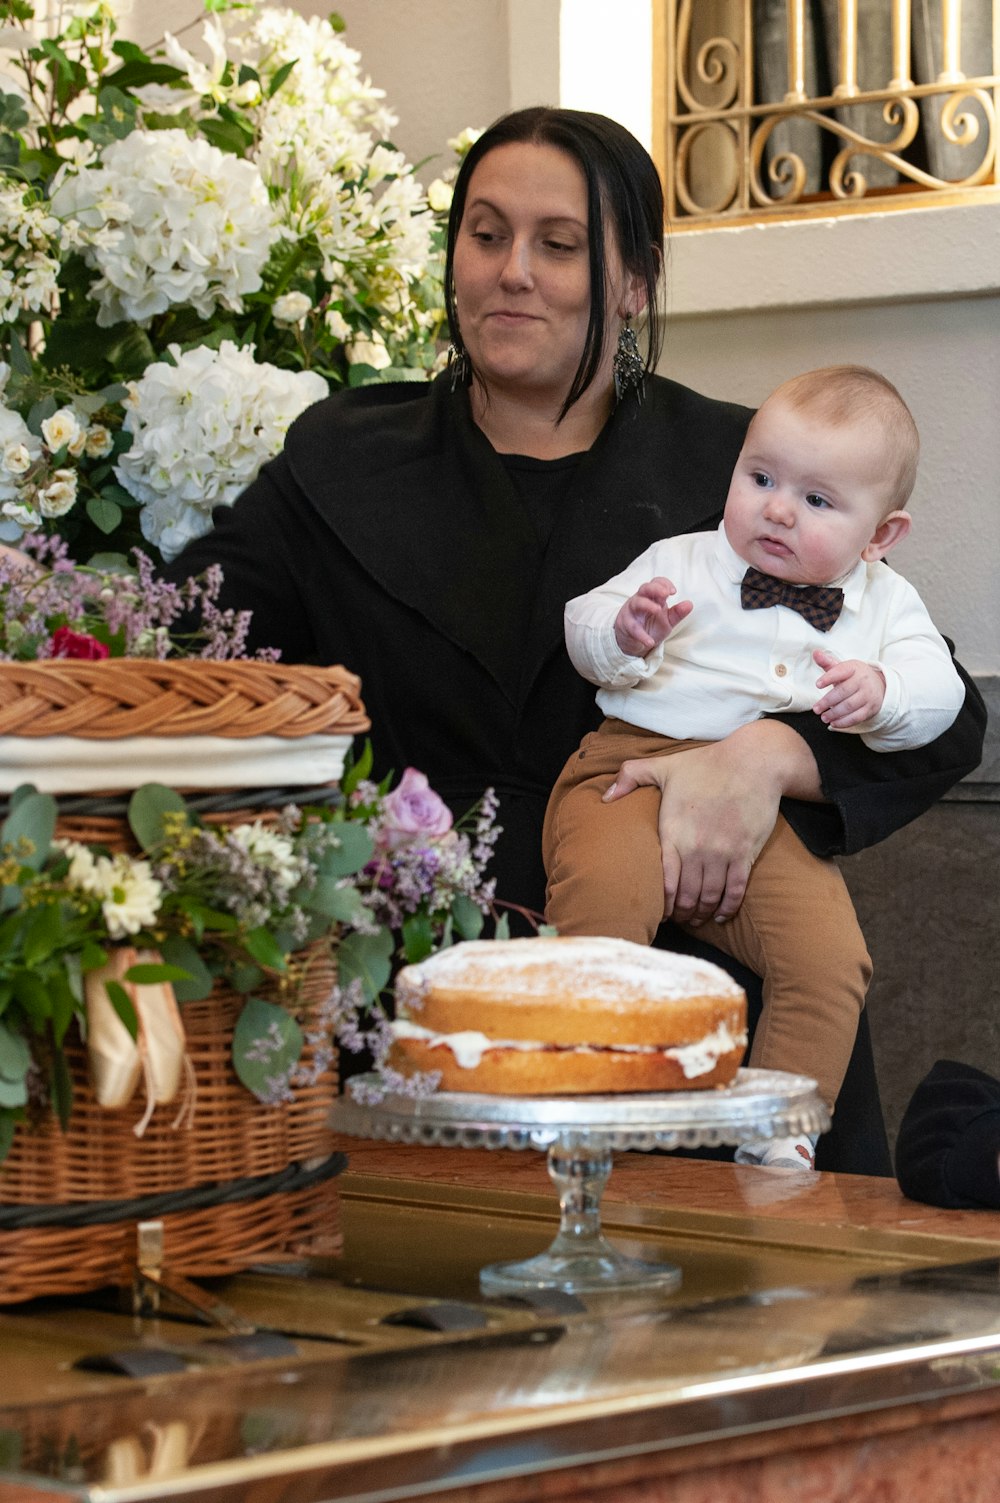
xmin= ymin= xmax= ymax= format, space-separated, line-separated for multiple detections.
xmin=390 ymin=1018 xmax=746 ymax=1079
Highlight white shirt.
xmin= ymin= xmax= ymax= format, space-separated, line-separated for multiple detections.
xmin=564 ymin=525 xmax=964 ymax=752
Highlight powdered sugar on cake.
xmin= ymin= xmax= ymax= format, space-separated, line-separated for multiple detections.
xmin=401 ymin=935 xmax=744 ymax=1003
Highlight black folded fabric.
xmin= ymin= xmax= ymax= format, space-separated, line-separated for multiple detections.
xmin=894 ymin=1059 xmax=1000 ymax=1209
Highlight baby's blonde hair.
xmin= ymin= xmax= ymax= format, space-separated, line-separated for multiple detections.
xmin=754 ymin=364 xmax=920 ymax=511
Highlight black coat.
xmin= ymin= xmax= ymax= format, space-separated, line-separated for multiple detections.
xmin=896 ymin=1061 xmax=1000 ymax=1209
xmin=167 ymin=370 xmax=985 ymax=916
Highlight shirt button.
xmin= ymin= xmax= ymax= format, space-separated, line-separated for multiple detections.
xmin=774 ymin=663 xmax=788 ymax=678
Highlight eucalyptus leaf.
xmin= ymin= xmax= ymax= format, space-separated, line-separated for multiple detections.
xmin=0 ymin=1020 xmax=31 ymax=1082
xmin=317 ymin=822 xmax=373 ymax=878
xmin=228 ymin=962 xmax=265 ymax=995
xmin=451 ymin=893 xmax=485 ymax=941
xmin=337 ymin=928 xmax=394 ymax=1004
xmin=127 ymin=783 xmax=189 ymax=851
xmin=86 ymin=496 xmax=122 ymax=534
xmin=1 ymin=790 xmax=56 ymax=871
xmin=0 ymin=1077 xmax=26 ymax=1108
xmin=232 ymin=997 xmax=303 ymax=1102
xmin=159 ymin=935 xmax=213 ymax=1002
xmin=301 ymin=875 xmax=365 ymax=923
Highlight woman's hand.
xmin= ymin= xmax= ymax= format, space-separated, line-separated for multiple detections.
xmin=602 ymin=721 xmax=823 ymax=925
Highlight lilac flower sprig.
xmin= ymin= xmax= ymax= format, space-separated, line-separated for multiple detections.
xmin=0 ymin=536 xmax=279 ymax=662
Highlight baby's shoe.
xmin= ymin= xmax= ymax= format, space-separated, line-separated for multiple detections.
xmin=734 ymin=1132 xmax=818 ymax=1170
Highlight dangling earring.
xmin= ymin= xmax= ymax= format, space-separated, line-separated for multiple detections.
xmin=447 ymin=341 xmax=471 ymax=392
xmin=613 ymin=316 xmax=645 ymax=404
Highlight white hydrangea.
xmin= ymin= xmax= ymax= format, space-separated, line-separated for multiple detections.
xmin=49 ymin=128 xmax=278 ymax=327
xmin=115 ymin=340 xmax=328 ymax=562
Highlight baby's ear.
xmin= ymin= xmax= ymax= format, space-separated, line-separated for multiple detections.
xmin=862 ymin=509 xmax=911 ymax=562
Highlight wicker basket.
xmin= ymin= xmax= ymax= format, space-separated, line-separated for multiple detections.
xmin=0 ymin=941 xmax=344 ymax=1303
xmin=0 ymin=657 xmax=365 ymax=1303
xmin=0 ymin=658 xmax=369 ymax=739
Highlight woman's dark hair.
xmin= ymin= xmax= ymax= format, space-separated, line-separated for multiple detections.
xmin=445 ymin=107 xmax=665 ymax=420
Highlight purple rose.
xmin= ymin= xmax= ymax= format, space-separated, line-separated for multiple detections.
xmin=377 ymin=768 xmax=453 ymax=851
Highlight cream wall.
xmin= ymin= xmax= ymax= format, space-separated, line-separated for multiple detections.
xmin=147 ymin=2 xmax=999 ymax=716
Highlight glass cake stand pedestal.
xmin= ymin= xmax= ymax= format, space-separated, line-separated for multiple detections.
xmin=330 ymin=1068 xmax=830 ymax=1298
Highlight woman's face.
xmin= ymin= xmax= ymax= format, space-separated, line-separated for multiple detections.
xmin=453 ymin=142 xmax=625 ymax=406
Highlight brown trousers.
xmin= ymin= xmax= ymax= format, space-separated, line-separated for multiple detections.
xmin=542 ymin=719 xmax=872 ymax=1110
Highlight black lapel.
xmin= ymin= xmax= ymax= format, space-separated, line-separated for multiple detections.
xmin=284 ymin=377 xmax=539 ymax=702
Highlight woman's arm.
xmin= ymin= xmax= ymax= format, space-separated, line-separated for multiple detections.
xmin=604 ymin=659 xmax=985 ymax=925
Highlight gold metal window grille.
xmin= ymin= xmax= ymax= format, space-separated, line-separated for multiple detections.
xmin=655 ymin=0 xmax=1000 ymax=225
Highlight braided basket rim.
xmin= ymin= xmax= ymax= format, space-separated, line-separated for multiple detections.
xmin=0 ymin=658 xmax=370 ymax=739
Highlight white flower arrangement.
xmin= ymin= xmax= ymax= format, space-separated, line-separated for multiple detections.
xmin=117 ymin=340 xmax=329 ymax=560
xmin=49 ymin=128 xmax=279 ymax=326
xmin=0 ymin=1 xmax=465 ymax=565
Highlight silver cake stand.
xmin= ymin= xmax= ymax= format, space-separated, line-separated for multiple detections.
xmin=330 ymin=1068 xmax=830 ymax=1297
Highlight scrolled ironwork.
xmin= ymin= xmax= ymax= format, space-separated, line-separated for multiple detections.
xmin=662 ymin=0 xmax=1000 ymax=222
xmin=675 ymin=120 xmax=742 ymax=216
xmin=675 ymin=0 xmax=742 ymax=115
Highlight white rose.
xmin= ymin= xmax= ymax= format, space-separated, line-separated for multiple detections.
xmin=85 ymin=424 xmax=114 ymax=459
xmin=38 ymin=468 xmax=78 ymax=518
xmin=41 ymin=407 xmax=85 ymax=455
xmin=2 ymin=441 xmax=32 ymax=476
xmin=271 ymin=291 xmax=313 ymax=326
xmin=426 ymin=178 xmax=453 ymax=213
xmin=347 ymin=333 xmax=391 ymax=370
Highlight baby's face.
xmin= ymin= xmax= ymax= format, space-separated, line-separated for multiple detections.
xmin=723 ymin=397 xmax=898 ymax=586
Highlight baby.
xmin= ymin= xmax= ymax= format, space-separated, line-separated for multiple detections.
xmin=543 ymin=365 xmax=965 ymax=1167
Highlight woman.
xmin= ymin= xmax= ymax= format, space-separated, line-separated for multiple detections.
xmin=164 ymin=108 xmax=985 ymax=1175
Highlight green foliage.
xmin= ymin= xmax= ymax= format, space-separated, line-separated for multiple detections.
xmin=0 ymin=769 xmax=499 ymax=1151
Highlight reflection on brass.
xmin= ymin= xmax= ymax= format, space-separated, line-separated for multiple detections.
xmin=657 ymin=0 xmax=1000 ymax=222
xmin=3 ymin=1175 xmax=1000 ymax=1501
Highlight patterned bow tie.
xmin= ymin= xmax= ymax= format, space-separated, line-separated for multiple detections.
xmin=740 ymin=566 xmax=844 ymax=632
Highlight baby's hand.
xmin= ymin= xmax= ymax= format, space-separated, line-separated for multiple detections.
xmin=812 ymin=649 xmax=886 ymax=729
xmin=614 ymin=577 xmax=693 ymax=657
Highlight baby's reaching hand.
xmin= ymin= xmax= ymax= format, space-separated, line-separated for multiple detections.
xmin=812 ymin=648 xmax=886 ymax=729
xmin=614 ymin=577 xmax=693 ymax=658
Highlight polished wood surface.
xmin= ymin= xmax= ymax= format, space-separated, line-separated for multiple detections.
xmin=332 ymin=1135 xmax=1000 ymax=1242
